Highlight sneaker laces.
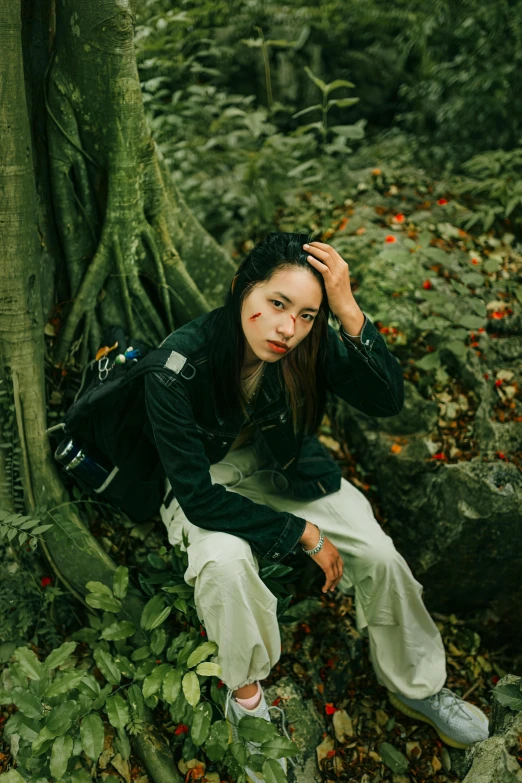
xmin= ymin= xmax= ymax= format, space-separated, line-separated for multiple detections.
xmin=224 ymin=686 xmax=298 ymax=770
xmin=426 ymin=688 xmax=472 ymax=722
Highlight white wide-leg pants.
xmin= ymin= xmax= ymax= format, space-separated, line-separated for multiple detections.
xmin=160 ymin=437 xmax=446 ymax=699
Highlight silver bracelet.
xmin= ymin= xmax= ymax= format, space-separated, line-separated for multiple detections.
xmin=301 ymin=527 xmax=325 ymax=556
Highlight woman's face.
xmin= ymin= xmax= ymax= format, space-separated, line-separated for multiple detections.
xmin=240 ymin=266 xmax=323 ymax=366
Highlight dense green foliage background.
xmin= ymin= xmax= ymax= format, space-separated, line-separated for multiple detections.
xmin=134 ymin=0 xmax=522 ymax=245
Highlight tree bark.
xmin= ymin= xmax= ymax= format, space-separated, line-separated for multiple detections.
xmin=1 ymin=3 xmax=236 ymax=781
xmin=44 ymin=0 xmax=236 ymax=365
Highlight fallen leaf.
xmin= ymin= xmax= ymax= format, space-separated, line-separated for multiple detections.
xmin=332 ymin=709 xmax=353 ymax=742
xmin=379 ymin=742 xmax=409 ymax=773
xmin=316 ymin=736 xmax=335 ymax=766
xmin=375 ymin=709 xmax=389 ymax=727
xmin=431 ymin=755 xmax=442 ymax=772
xmin=405 ymin=741 xmax=421 ymax=759
xmin=111 ymin=753 xmax=131 ymax=783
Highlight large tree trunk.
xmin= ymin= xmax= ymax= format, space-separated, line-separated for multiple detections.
xmin=0 ymin=2 xmax=236 ymax=781
xmin=44 ymin=0 xmax=236 ymax=366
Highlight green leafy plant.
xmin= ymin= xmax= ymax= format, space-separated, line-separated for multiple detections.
xmin=0 ymin=551 xmax=300 ymax=782
xmin=292 ymin=67 xmax=364 ymax=154
xmin=451 ymin=146 xmax=522 ymax=235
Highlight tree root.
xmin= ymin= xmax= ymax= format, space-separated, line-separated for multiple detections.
xmin=133 ymin=712 xmax=183 ymax=783
xmin=53 ymin=234 xmax=112 ymax=364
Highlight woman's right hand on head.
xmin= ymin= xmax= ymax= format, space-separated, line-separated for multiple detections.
xmin=300 ymin=522 xmax=344 ymax=594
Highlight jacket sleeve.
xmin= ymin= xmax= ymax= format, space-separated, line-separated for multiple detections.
xmin=325 ymin=313 xmax=404 ymax=416
xmin=144 ymin=371 xmax=307 ymax=562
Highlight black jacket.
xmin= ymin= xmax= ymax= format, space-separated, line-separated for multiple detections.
xmin=144 ymin=307 xmax=404 ymax=563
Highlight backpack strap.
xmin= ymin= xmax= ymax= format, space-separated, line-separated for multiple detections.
xmin=124 ymin=347 xmax=197 ymax=382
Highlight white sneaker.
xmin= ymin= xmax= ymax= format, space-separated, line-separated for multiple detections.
xmin=225 ymin=684 xmax=287 ymax=783
xmin=388 ymin=687 xmax=489 ymax=749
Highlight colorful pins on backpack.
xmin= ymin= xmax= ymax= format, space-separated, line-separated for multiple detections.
xmin=95 ymin=341 xmax=119 ymax=361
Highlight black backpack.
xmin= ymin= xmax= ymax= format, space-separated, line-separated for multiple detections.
xmin=50 ymin=327 xmax=189 ymax=522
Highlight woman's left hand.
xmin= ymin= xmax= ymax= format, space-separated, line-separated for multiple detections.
xmin=303 ymin=241 xmax=356 ymax=319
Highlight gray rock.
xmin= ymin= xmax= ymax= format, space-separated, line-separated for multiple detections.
xmin=456 ymin=675 xmax=522 ymax=782
xmin=329 ymin=385 xmax=522 ymax=619
xmin=264 ymin=676 xmax=326 ymax=783
xmin=327 ymin=223 xmax=522 ymax=635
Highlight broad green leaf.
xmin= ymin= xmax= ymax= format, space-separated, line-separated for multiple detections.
xmin=46 ymin=701 xmax=80 ymax=737
xmin=69 ymin=770 xmax=91 ymax=783
xmin=177 ymin=639 xmax=198 ymax=666
xmin=101 ymin=621 xmax=136 ymax=641
xmin=379 ymin=742 xmax=409 ymax=773
xmin=4 ymin=712 xmax=40 ymax=742
xmin=195 ymin=662 xmax=222 ymax=678
xmin=131 ymin=646 xmax=152 ymax=662
xmin=238 ymin=716 xmax=278 ymax=743
xmin=262 ymin=758 xmax=287 ymax=783
xmin=150 ymin=628 xmax=167 ymax=656
xmin=11 ymin=688 xmax=43 ymax=719
xmin=114 ymin=727 xmax=131 ymax=760
xmin=45 ymin=642 xmax=77 ymax=670
xmin=78 ymin=675 xmax=100 ymax=699
xmin=461 ymin=272 xmax=484 ymax=289
xmin=142 ymin=664 xmax=170 ymax=700
xmin=162 ymin=668 xmax=182 ymax=705
xmin=484 ymin=256 xmax=503 ymax=273
xmin=113 ymin=566 xmax=129 ymax=600
xmin=0 ymin=770 xmax=27 ymax=783
xmin=326 ymin=79 xmax=355 ymax=92
xmin=331 ymin=123 xmax=365 ymax=139
xmin=187 ymin=641 xmax=218 ymax=669
xmin=248 ymin=755 xmax=266 ymax=773
xmin=327 ymin=97 xmax=359 ymax=109
xmin=204 ymin=720 xmax=229 ymax=761
xmin=50 ymin=734 xmax=73 ymax=779
xmin=32 ymin=726 xmax=54 ymax=754
xmin=94 ymin=648 xmax=121 ymax=686
xmin=293 ymin=121 xmax=322 ymax=136
xmin=141 ymin=594 xmax=172 ymax=631
xmin=445 ymin=340 xmax=468 ymax=359
xmin=80 ymin=713 xmax=105 ymax=761
xmin=106 ymin=694 xmax=130 ymax=730
xmin=31 ymin=524 xmax=53 ymax=534
xmin=162 ymin=584 xmax=194 ymax=597
xmin=415 ymin=350 xmax=441 ymax=371
xmin=92 ymin=682 xmax=113 ymax=711
xmin=85 ymin=581 xmax=113 ymax=596
xmin=182 ymin=671 xmax=200 ymax=708
xmin=86 ymin=592 xmax=122 ymax=613
xmin=127 ymin=684 xmax=145 ymax=718
xmin=494 ymin=683 xmax=522 ymax=711
xmin=0 ymin=641 xmax=16 ymax=663
xmin=191 ymin=702 xmax=212 ymax=746
xmin=45 ymin=670 xmax=85 ymax=699
xmin=458 ymin=313 xmax=486 ymax=330
xmin=230 ymin=739 xmax=247 ymax=766
xmin=261 ymin=736 xmax=300 ymax=759
xmin=469 ymin=298 xmax=487 ymax=317
xmin=14 ymin=647 xmax=42 ymax=680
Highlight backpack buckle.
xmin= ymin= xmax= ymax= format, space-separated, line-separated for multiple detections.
xmin=164 ymin=350 xmax=196 ymax=380
xmin=98 ymin=356 xmax=110 ymax=382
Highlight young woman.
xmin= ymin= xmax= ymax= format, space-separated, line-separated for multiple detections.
xmin=144 ymin=233 xmax=488 ymax=775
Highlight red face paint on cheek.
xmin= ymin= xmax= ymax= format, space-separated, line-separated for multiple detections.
xmin=249 ymin=312 xmax=262 ymax=321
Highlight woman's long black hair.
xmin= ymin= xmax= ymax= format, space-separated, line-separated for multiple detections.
xmin=209 ymin=232 xmax=333 ymax=435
